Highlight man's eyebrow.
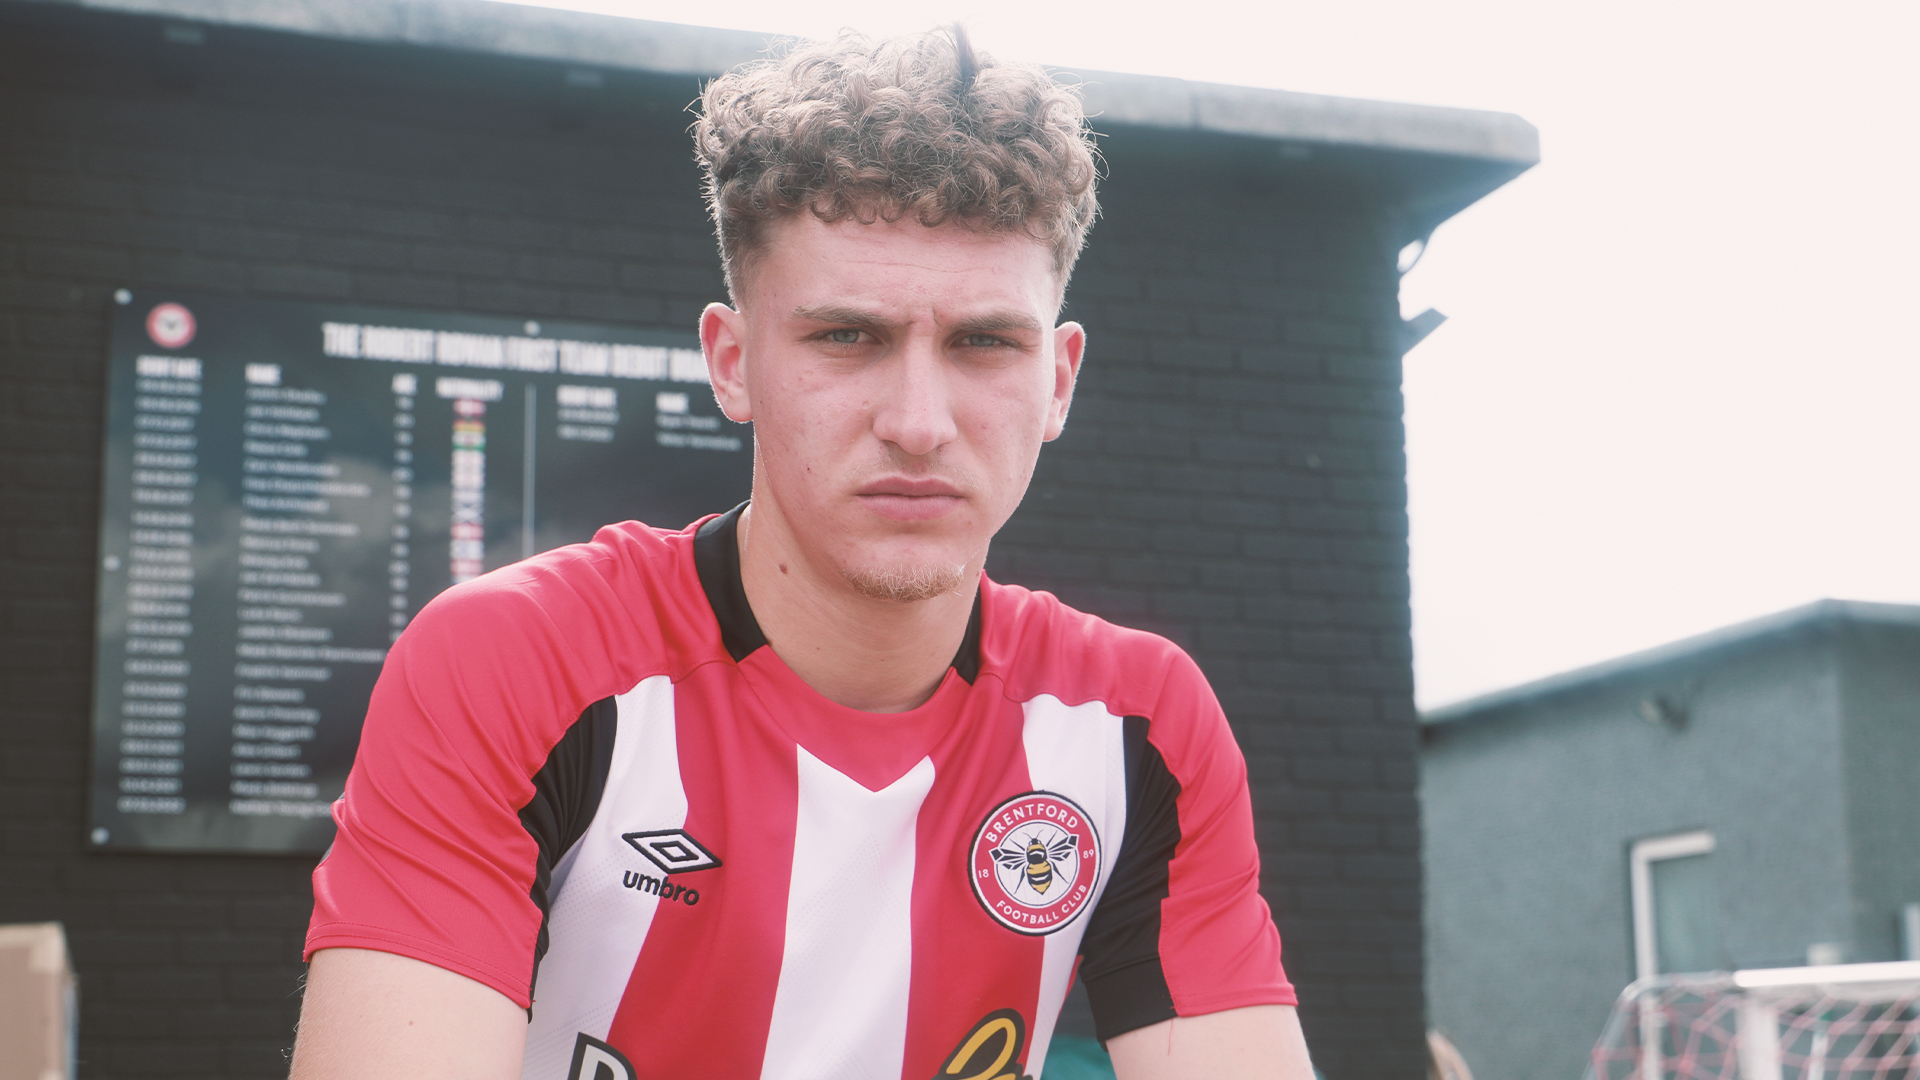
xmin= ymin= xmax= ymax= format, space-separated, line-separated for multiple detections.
xmin=789 ymin=304 xmax=890 ymax=328
xmin=953 ymin=312 xmax=1044 ymax=335
xmin=788 ymin=305 xmax=1045 ymax=335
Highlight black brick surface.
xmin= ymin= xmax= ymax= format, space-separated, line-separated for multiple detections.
xmin=0 ymin=4 xmax=1426 ymax=1077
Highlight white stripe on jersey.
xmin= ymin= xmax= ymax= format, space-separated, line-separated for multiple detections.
xmin=759 ymin=748 xmax=937 ymax=1080
xmin=522 ymin=675 xmax=683 ymax=1080
xmin=1019 ymin=695 xmax=1129 ymax=1077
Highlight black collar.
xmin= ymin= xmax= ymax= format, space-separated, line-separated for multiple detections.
xmin=692 ymin=504 xmax=982 ymax=683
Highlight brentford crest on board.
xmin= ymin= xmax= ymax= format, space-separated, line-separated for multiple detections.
xmin=145 ymin=302 xmax=196 ymax=350
xmin=970 ymin=791 xmax=1100 ymax=936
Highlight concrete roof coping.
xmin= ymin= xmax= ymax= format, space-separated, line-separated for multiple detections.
xmin=27 ymin=0 xmax=1538 ymax=167
xmin=1076 ymin=72 xmax=1537 ymax=165
xmin=1420 ymin=599 xmax=1920 ymax=726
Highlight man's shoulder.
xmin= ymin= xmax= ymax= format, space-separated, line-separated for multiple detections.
xmin=979 ymin=576 xmax=1176 ymax=655
xmin=978 ymin=576 xmax=1204 ymax=719
xmin=419 ymin=518 xmax=689 ymax=613
xmin=395 ymin=516 xmax=718 ymax=678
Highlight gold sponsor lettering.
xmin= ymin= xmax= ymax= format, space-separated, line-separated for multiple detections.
xmin=935 ymin=1009 xmax=1031 ymax=1080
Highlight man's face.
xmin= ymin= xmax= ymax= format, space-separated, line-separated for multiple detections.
xmin=703 ymin=213 xmax=1084 ymax=602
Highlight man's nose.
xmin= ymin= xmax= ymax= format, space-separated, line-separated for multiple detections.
xmin=870 ymin=340 xmax=959 ymax=457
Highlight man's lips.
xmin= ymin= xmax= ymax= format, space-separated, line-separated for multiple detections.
xmin=860 ymin=476 xmax=964 ymax=498
xmin=855 ymin=477 xmax=966 ymax=521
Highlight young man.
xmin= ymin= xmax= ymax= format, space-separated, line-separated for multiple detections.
xmin=290 ymin=29 xmax=1313 ymax=1080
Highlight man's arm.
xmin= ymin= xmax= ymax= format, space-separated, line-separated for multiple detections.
xmin=1106 ymin=1005 xmax=1315 ymax=1080
xmin=288 ymin=948 xmax=526 ymax=1080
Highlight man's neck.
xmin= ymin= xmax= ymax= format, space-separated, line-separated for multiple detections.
xmin=734 ymin=503 xmax=977 ymax=714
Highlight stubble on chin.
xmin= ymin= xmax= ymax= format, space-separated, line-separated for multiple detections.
xmin=840 ymin=560 xmax=969 ymax=603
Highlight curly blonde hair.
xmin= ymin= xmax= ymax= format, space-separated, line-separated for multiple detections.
xmin=693 ymin=28 xmax=1100 ymax=299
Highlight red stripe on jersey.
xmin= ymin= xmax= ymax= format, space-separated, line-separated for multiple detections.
xmin=901 ymin=691 xmax=1044 ymax=1077
xmin=604 ymin=661 xmax=799 ymax=1072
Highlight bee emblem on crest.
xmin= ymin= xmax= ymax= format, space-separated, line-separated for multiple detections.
xmin=992 ymin=833 xmax=1079 ymax=895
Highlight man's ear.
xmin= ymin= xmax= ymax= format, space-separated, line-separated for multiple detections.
xmin=1043 ymin=321 xmax=1085 ymax=442
xmin=702 ymin=302 xmax=752 ymax=423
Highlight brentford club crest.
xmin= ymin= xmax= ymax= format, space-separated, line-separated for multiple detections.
xmin=145 ymin=302 xmax=196 ymax=350
xmin=970 ymin=791 xmax=1100 ymax=936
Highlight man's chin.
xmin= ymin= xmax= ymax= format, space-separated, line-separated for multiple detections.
xmin=840 ymin=561 xmax=969 ymax=604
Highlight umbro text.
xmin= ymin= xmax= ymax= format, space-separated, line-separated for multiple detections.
xmin=623 ymin=869 xmax=699 ymax=905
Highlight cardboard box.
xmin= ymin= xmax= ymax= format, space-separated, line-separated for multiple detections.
xmin=0 ymin=923 xmax=76 ymax=1080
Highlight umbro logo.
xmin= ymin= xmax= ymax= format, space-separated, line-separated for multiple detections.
xmin=622 ymin=829 xmax=722 ymax=875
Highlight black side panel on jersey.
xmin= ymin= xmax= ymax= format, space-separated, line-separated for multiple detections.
xmin=693 ymin=503 xmax=768 ymax=662
xmin=517 ymin=695 xmax=619 ymax=998
xmin=1078 ymin=714 xmax=1183 ymax=1042
xmin=951 ymin=590 xmax=983 ymax=683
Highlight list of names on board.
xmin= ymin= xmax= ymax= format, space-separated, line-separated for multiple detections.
xmin=91 ymin=291 xmax=750 ymax=854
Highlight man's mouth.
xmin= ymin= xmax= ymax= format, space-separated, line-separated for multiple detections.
xmin=855 ymin=477 xmax=966 ymax=521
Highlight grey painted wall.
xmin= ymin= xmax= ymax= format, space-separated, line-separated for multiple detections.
xmin=1836 ymin=622 xmax=1920 ymax=961
xmin=1421 ymin=625 xmax=1879 ymax=1080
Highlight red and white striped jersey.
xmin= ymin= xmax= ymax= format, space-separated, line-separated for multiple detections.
xmin=307 ymin=507 xmax=1293 ymax=1079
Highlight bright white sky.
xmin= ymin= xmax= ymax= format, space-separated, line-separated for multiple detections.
xmin=511 ymin=0 xmax=1920 ymax=708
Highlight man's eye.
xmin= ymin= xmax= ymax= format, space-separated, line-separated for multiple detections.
xmin=962 ymin=334 xmax=1004 ymax=348
xmin=826 ymin=329 xmax=863 ymax=345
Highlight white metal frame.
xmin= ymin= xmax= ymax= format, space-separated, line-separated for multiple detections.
xmin=1735 ymin=961 xmax=1920 ymax=1080
xmin=1602 ymin=960 xmax=1920 ymax=1080
xmin=1630 ymin=829 xmax=1717 ymax=981
xmin=1733 ymin=959 xmax=1920 ymax=990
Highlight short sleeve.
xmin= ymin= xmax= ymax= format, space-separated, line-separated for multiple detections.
xmin=305 ymin=571 xmax=608 ymax=1007
xmin=1076 ymin=649 xmax=1294 ymax=1040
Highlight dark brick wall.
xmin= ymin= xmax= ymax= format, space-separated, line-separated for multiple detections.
xmin=0 ymin=4 xmax=1423 ymax=1077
